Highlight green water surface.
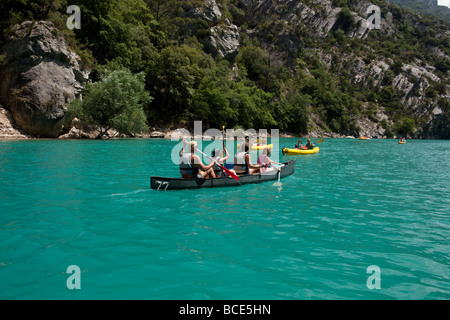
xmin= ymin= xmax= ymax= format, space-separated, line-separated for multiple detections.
xmin=0 ymin=138 xmax=449 ymax=299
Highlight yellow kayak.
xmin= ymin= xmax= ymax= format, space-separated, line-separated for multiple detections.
xmin=282 ymin=147 xmax=320 ymax=155
xmin=252 ymin=144 xmax=273 ymax=150
xmin=398 ymin=141 xmax=406 ymax=144
xmin=237 ymin=144 xmax=273 ymax=150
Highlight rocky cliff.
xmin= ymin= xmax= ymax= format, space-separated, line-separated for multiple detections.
xmin=0 ymin=1 xmax=448 ymax=139
xmin=0 ymin=21 xmax=89 ymax=138
xmin=215 ymin=0 xmax=449 ymax=139
xmin=0 ymin=105 xmax=30 ymax=139
xmin=387 ymin=0 xmax=450 ymax=22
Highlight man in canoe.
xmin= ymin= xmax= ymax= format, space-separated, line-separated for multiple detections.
xmin=234 ymin=142 xmax=265 ymax=175
xmin=180 ymin=140 xmax=216 ymax=179
xmin=239 ymin=135 xmax=251 ymax=151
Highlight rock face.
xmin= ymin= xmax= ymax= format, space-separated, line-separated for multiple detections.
xmin=187 ymin=0 xmax=240 ymax=60
xmin=206 ymin=23 xmax=240 ymax=59
xmin=0 ymin=105 xmax=30 ymax=139
xmin=232 ymin=0 xmax=448 ymax=139
xmin=0 ymin=21 xmax=89 ymax=138
xmin=189 ymin=0 xmax=222 ymax=24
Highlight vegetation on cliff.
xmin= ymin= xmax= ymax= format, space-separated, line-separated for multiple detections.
xmin=0 ymin=0 xmax=448 ymax=138
xmin=386 ymin=0 xmax=450 ymax=22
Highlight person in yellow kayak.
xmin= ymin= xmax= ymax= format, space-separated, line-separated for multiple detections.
xmin=179 ymin=140 xmax=216 ymax=179
xmin=305 ymin=139 xmax=316 ymax=150
xmin=295 ymin=139 xmax=306 ymax=150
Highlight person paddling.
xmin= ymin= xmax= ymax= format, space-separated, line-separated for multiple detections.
xmin=295 ymin=139 xmax=306 ymax=150
xmin=234 ymin=142 xmax=264 ymax=175
xmin=210 ymin=147 xmax=236 ymax=178
xmin=180 ymin=140 xmax=216 ymax=179
xmin=258 ymin=147 xmax=282 ymax=173
xmin=305 ymin=139 xmax=315 ymax=150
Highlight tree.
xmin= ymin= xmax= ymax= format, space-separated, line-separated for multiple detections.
xmin=68 ymin=69 xmax=151 ymax=138
xmin=147 ymin=40 xmax=214 ymax=122
xmin=338 ymin=7 xmax=356 ymax=33
xmin=236 ymin=40 xmax=270 ymax=90
xmin=397 ymin=117 xmax=415 ymax=137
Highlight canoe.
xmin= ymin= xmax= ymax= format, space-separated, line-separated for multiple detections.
xmin=282 ymin=147 xmax=320 ymax=155
xmin=151 ymin=160 xmax=296 ymax=191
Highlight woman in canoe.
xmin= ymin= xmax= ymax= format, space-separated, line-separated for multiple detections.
xmin=234 ymin=142 xmax=265 ymax=175
xmin=180 ymin=140 xmax=216 ymax=179
xmin=258 ymin=147 xmax=282 ymax=173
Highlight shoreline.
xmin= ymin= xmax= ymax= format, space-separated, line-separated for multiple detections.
xmin=1 ymin=133 xmax=438 ymax=141
xmin=0 ymin=109 xmax=436 ymax=141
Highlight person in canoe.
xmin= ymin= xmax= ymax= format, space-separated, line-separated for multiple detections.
xmin=258 ymin=147 xmax=282 ymax=173
xmin=234 ymin=143 xmax=265 ymax=175
xmin=239 ymin=135 xmax=251 ymax=151
xmin=180 ymin=140 xmax=216 ymax=179
xmin=210 ymin=147 xmax=237 ymax=178
xmin=305 ymin=139 xmax=316 ymax=150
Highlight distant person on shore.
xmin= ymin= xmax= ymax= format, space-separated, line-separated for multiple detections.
xmin=180 ymin=140 xmax=216 ymax=179
xmin=258 ymin=147 xmax=282 ymax=173
xmin=235 ymin=142 xmax=264 ymax=175
xmin=305 ymin=139 xmax=315 ymax=150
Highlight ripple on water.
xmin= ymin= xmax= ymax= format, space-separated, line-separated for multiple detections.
xmin=0 ymin=139 xmax=449 ymax=299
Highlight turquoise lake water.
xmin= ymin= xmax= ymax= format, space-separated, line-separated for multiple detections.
xmin=0 ymin=138 xmax=449 ymax=300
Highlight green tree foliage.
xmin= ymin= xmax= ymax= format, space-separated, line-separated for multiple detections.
xmin=147 ymin=40 xmax=214 ymax=123
xmin=189 ymin=59 xmax=276 ymax=130
xmin=74 ymin=0 xmax=159 ymax=72
xmin=237 ymin=39 xmax=270 ymax=87
xmin=0 ymin=0 xmax=67 ymax=45
xmin=337 ymin=7 xmax=356 ymax=33
xmin=68 ymin=69 xmax=151 ymax=138
xmin=396 ymin=117 xmax=416 ymax=136
xmin=1 ymin=0 xmax=448 ymax=137
xmin=274 ymin=83 xmax=311 ymax=134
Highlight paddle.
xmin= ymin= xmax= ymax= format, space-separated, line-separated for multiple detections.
xmin=316 ymin=139 xmax=325 ymax=144
xmin=222 ymin=126 xmax=226 ymax=158
xmin=197 ymin=149 xmax=240 ymax=182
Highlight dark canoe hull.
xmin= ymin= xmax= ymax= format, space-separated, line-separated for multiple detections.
xmin=151 ymin=160 xmax=296 ymax=191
